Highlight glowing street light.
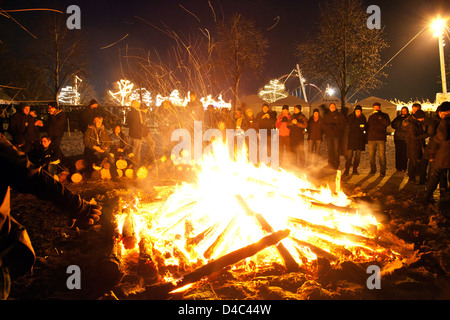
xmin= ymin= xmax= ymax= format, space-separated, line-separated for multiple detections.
xmin=325 ymin=85 xmax=335 ymax=97
xmin=431 ymin=15 xmax=448 ymax=95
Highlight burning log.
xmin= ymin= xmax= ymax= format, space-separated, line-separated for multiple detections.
xmin=203 ymin=217 xmax=237 ymax=260
xmin=235 ymin=195 xmax=300 ymax=271
xmin=309 ymin=202 xmax=358 ymax=214
xmin=122 ymin=211 xmax=137 ymax=250
xmin=290 ymin=237 xmax=339 ymax=262
xmin=186 ymin=223 xmax=220 ymax=247
xmin=143 ymin=229 xmax=291 ymax=298
xmin=287 ymin=217 xmax=388 ymax=248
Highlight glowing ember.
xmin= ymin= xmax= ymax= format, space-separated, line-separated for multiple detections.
xmin=114 ymin=140 xmax=411 ymax=284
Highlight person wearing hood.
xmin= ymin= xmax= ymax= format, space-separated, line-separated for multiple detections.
xmin=391 ymin=106 xmax=409 ymax=172
xmin=402 ymin=109 xmax=429 ymax=184
xmin=288 ymin=105 xmax=308 ymax=168
xmin=343 ymin=105 xmax=367 ymax=176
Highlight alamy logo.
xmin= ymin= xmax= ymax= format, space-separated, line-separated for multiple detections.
xmin=66 ymin=265 xmax=81 ymax=290
xmin=366 ymin=265 xmax=381 ymax=289
xmin=170 ymin=121 xmax=280 ymax=169
xmin=367 ymin=5 xmax=381 ymax=30
xmin=66 ymin=5 xmax=81 ymax=30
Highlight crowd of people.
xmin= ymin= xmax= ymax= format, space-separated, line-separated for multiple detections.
xmin=1 ymin=95 xmax=449 ymax=203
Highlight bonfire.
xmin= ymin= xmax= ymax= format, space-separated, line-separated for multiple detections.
xmin=111 ymin=140 xmax=416 ymax=297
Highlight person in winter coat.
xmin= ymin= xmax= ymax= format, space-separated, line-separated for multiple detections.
xmin=23 ymin=108 xmax=43 ymax=155
xmin=307 ymin=108 xmax=324 ymax=167
xmin=425 ymin=102 xmax=450 ymax=203
xmin=78 ymin=99 xmax=100 ymax=135
xmin=110 ymin=124 xmax=128 ymax=159
xmin=424 ymin=105 xmax=448 ymax=192
xmin=126 ymin=100 xmax=145 ymax=164
xmin=0 ymin=133 xmax=102 ymax=299
xmin=156 ymin=99 xmax=181 ymax=157
xmin=8 ymin=105 xmax=37 ymax=149
xmin=344 ymin=105 xmax=367 ymax=176
xmin=323 ymin=103 xmax=346 ymax=170
xmin=83 ymin=116 xmax=114 ymax=172
xmin=288 ymin=105 xmax=308 ymax=168
xmin=275 ymin=105 xmax=291 ymax=167
xmin=256 ymin=103 xmax=277 ymax=158
xmin=366 ymin=102 xmax=391 ymax=177
xmin=46 ymin=102 xmax=66 ymax=158
xmin=391 ymin=106 xmax=409 ymax=172
xmin=28 ymin=135 xmax=65 ymax=177
xmin=402 ymin=109 xmax=429 ymax=184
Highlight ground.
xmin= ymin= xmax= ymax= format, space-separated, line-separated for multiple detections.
xmin=6 ymin=131 xmax=450 ymax=300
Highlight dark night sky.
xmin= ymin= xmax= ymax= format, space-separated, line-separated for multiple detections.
xmin=0 ymin=0 xmax=449 ymax=103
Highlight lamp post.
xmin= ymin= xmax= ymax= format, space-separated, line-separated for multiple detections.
xmin=431 ymin=16 xmax=448 ymax=96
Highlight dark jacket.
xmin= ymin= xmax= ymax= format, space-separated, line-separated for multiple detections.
xmin=8 ymin=112 xmax=31 ymax=146
xmin=424 ymin=114 xmax=443 ymax=160
xmin=323 ymin=110 xmax=346 ymax=138
xmin=47 ymin=110 xmax=66 ymax=142
xmin=391 ymin=114 xmax=408 ymax=141
xmin=256 ymin=111 xmax=276 ymax=132
xmin=110 ymin=131 xmax=128 ymax=156
xmin=79 ymin=106 xmax=100 ymax=134
xmin=346 ymin=112 xmax=367 ymax=151
xmin=288 ymin=112 xmax=308 ymax=144
xmin=403 ymin=115 xmax=428 ymax=160
xmin=307 ymin=116 xmax=324 ymax=141
xmin=126 ymin=107 xmax=144 ymax=140
xmin=428 ymin=114 xmax=450 ymax=169
xmin=367 ymin=111 xmax=390 ymax=141
xmin=29 ymin=143 xmax=63 ymax=168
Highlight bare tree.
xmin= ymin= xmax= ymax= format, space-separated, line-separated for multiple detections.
xmin=34 ymin=12 xmax=86 ymax=103
xmin=296 ymin=0 xmax=388 ymax=110
xmin=214 ymin=14 xmax=269 ymax=109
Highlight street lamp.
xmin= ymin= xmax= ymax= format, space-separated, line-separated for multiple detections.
xmin=431 ymin=16 xmax=448 ymax=96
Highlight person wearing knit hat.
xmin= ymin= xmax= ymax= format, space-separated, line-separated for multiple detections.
xmin=425 ymin=101 xmax=450 ymax=203
xmin=403 ymin=107 xmax=428 ymax=184
xmin=79 ymin=98 xmax=100 ymax=135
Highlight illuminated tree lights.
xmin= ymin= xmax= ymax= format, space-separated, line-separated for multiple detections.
xmin=108 ymin=79 xmax=232 ymax=109
xmin=258 ymin=79 xmax=288 ymax=103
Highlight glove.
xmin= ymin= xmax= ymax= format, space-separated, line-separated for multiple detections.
xmin=68 ymin=200 xmax=102 ymax=229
